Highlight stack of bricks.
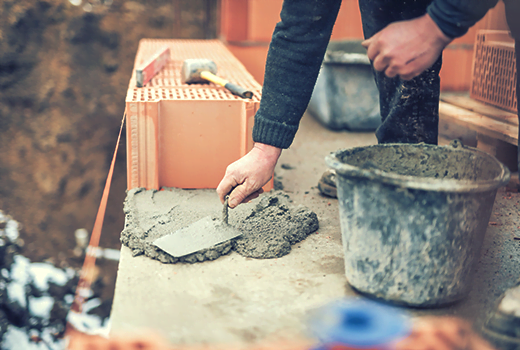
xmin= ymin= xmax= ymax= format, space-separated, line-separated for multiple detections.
xmin=470 ymin=30 xmax=517 ymax=113
xmin=219 ymin=0 xmax=364 ymax=85
xmin=125 ymin=39 xmax=268 ymax=190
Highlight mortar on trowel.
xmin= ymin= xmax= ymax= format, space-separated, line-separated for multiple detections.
xmin=326 ymin=140 xmax=510 ymax=307
xmin=153 ymin=197 xmax=242 ymax=257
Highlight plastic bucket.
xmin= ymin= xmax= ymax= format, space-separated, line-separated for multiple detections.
xmin=325 ymin=140 xmax=510 ymax=307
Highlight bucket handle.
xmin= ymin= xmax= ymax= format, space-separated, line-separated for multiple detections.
xmin=449 ymin=139 xmax=464 ymax=149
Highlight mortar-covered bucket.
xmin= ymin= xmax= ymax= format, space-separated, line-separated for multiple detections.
xmin=325 ymin=140 xmax=510 ymax=307
xmin=308 ymin=40 xmax=381 ymax=131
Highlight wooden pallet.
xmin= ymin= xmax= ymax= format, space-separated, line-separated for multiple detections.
xmin=439 ymin=93 xmax=518 ymax=172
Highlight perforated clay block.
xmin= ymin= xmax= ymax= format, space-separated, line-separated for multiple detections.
xmin=125 ymin=39 xmax=272 ymax=190
xmin=470 ymin=30 xmax=517 ymax=113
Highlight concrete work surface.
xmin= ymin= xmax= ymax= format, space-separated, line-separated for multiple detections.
xmin=110 ymin=112 xmax=520 ymax=345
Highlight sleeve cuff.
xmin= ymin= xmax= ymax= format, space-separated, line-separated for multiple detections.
xmin=252 ymin=114 xmax=299 ymax=149
xmin=427 ymin=4 xmax=468 ymax=38
xmin=427 ymin=0 xmax=498 ymax=39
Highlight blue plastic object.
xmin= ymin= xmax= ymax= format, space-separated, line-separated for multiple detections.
xmin=309 ymin=298 xmax=411 ymax=349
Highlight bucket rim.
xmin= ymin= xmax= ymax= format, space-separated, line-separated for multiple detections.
xmin=325 ymin=142 xmax=511 ymax=193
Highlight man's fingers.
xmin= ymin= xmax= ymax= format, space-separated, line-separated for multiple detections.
xmin=229 ymin=180 xmax=266 ymax=208
xmin=400 ymin=68 xmax=420 ymax=81
xmin=398 ymin=60 xmax=420 ymax=80
xmin=216 ymin=176 xmax=239 ymax=204
xmin=385 ymin=65 xmax=398 ymax=78
xmin=361 ymin=37 xmax=372 ymax=48
xmin=372 ymin=53 xmax=390 ymax=72
xmin=228 ymin=184 xmax=253 ymax=208
xmin=382 ymin=56 xmax=405 ymax=78
xmin=243 ymin=188 xmax=264 ymax=204
xmin=364 ymin=39 xmax=381 ymax=62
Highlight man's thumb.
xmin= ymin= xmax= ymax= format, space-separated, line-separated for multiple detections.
xmin=228 ymin=185 xmax=249 ymax=208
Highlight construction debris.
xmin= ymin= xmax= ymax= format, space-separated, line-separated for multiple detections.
xmin=0 ymin=211 xmax=109 ymax=349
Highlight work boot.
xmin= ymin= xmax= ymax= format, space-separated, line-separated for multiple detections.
xmin=482 ymin=280 xmax=520 ymax=350
xmin=318 ymin=169 xmax=337 ymax=198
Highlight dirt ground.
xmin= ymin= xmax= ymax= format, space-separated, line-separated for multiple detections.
xmin=0 ymin=0 xmax=218 ymax=318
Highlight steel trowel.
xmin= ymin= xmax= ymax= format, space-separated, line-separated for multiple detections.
xmin=153 ymin=197 xmax=243 ymax=257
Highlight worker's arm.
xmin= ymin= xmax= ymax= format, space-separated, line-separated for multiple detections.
xmin=427 ymin=0 xmax=500 ymax=39
xmin=362 ymin=0 xmax=499 ymax=80
xmin=217 ymin=0 xmax=342 ymax=207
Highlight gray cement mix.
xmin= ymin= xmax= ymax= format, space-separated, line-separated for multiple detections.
xmin=120 ymin=188 xmax=319 ymax=263
xmin=336 ymin=140 xmax=502 ymax=182
xmin=234 ymin=193 xmax=319 ymax=259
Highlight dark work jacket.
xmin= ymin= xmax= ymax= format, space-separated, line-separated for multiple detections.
xmin=252 ymin=0 xmax=500 ymax=149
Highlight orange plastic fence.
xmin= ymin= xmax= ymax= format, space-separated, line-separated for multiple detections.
xmin=68 ymin=114 xmax=125 ymax=318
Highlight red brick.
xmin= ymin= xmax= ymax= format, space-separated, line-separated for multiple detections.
xmin=126 ymin=39 xmax=272 ymax=191
xmin=470 ymin=30 xmax=517 ymax=113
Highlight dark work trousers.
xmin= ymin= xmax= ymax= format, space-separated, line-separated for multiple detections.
xmin=359 ymin=0 xmax=441 ymax=145
xmin=503 ymin=0 xmax=520 ymax=168
xmin=359 ymin=0 xmax=519 ymax=155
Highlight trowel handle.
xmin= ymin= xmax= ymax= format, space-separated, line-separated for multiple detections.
xmin=222 ymin=196 xmax=230 ymax=225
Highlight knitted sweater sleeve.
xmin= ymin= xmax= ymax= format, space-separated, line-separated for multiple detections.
xmin=427 ymin=0 xmax=499 ymax=38
xmin=252 ymin=0 xmax=342 ymax=149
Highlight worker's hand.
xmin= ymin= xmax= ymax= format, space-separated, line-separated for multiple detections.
xmin=395 ymin=316 xmax=496 ymax=350
xmin=217 ymin=143 xmax=282 ymax=208
xmin=362 ymin=13 xmax=452 ymax=80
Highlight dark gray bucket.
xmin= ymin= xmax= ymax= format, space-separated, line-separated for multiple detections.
xmin=325 ymin=140 xmax=510 ymax=307
xmin=308 ymin=40 xmax=381 ymax=131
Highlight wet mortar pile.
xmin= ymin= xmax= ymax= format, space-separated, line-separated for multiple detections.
xmin=121 ymin=188 xmax=319 ymax=263
xmin=340 ymin=142 xmax=498 ymax=181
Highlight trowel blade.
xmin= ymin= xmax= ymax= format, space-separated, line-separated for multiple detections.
xmin=153 ymin=216 xmax=243 ymax=258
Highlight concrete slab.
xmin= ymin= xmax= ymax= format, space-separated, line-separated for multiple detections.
xmin=110 ymin=113 xmax=520 ymax=345
xmin=112 ymin=240 xmax=348 ymax=344
xmin=110 ymin=114 xmax=375 ymax=344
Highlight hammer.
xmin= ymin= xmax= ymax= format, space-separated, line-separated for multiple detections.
xmin=181 ymin=59 xmax=253 ymax=99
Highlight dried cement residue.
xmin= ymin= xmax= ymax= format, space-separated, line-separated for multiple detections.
xmin=338 ymin=141 xmax=501 ymax=182
xmin=121 ymin=188 xmax=319 ymax=264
